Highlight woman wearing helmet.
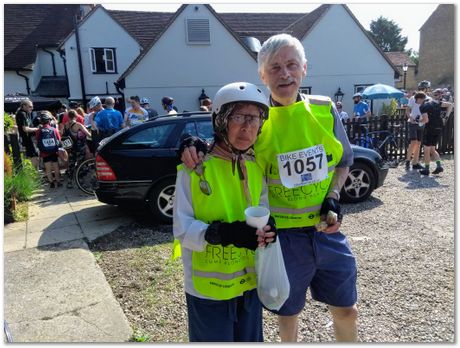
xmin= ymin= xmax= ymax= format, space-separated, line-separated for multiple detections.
xmin=173 ymin=82 xmax=277 ymax=342
xmin=35 ymin=111 xmax=62 ymax=188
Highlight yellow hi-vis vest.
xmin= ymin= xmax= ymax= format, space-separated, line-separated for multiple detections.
xmin=254 ymin=97 xmax=343 ymax=229
xmin=177 ymin=156 xmax=264 ymax=300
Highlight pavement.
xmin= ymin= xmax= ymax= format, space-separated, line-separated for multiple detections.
xmin=3 ymin=183 xmax=135 ymax=342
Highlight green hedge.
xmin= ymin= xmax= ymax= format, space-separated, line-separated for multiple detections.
xmin=4 ymin=156 xmax=41 ymax=223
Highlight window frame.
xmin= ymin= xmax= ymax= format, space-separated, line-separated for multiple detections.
xmin=89 ymin=47 xmax=117 ymax=74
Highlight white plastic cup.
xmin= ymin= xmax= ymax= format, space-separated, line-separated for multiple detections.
xmin=245 ymin=206 xmax=270 ymax=229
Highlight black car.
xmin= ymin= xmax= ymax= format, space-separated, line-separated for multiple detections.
xmin=95 ymin=112 xmax=388 ymax=223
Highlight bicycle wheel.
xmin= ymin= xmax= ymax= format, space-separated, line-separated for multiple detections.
xmin=75 ymin=158 xmax=97 ymax=195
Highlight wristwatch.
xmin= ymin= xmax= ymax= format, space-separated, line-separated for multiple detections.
xmin=327 ymin=188 xmax=341 ymax=201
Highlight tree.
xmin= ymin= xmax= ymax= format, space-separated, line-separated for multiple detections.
xmin=367 ymin=16 xmax=408 ymax=52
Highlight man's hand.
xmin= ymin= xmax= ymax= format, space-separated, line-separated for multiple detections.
xmin=318 ymin=197 xmax=343 ymax=234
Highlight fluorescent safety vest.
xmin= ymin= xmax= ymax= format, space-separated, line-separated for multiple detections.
xmin=177 ymin=156 xmax=264 ymax=300
xmin=254 ymin=97 xmax=343 ymax=229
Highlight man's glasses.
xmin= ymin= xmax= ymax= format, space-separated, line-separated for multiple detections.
xmin=229 ymin=114 xmax=261 ymax=126
xmin=194 ymin=163 xmax=212 ymax=195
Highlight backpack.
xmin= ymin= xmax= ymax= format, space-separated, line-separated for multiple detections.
xmin=38 ymin=127 xmax=59 ymax=154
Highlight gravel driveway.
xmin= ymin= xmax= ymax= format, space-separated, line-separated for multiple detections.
xmin=92 ymin=156 xmax=454 ymax=343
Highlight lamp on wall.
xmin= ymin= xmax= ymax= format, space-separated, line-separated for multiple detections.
xmin=198 ymin=88 xmax=209 ymax=106
xmin=334 ymin=87 xmax=344 ymax=102
xmin=402 ymin=63 xmax=408 ymax=91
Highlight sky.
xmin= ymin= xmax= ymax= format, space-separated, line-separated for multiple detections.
xmin=102 ymin=1 xmax=443 ymax=52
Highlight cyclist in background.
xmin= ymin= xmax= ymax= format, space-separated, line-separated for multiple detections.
xmin=404 ymin=92 xmax=427 ymax=170
xmin=352 ymin=93 xmax=371 ymax=121
xmin=140 ymin=97 xmax=159 ymax=120
xmin=161 ymin=96 xmax=178 ymax=115
xmin=124 ymin=96 xmax=148 ymax=127
xmin=419 ymin=88 xmax=454 ymax=176
xmin=88 ymin=96 xmax=104 ymax=154
xmin=64 ymin=109 xmax=91 ymax=189
xmin=92 ymin=97 xmax=125 ymax=140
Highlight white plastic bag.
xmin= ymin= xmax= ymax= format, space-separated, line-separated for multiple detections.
xmin=255 ymin=239 xmax=290 ymax=310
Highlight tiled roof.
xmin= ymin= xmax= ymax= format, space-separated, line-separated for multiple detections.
xmin=284 ymin=4 xmax=330 ymax=40
xmin=108 ymin=10 xmax=175 ymax=49
xmin=219 ymin=12 xmax=305 ymax=43
xmin=385 ymin=52 xmax=415 ymax=67
xmin=4 ymin=4 xmax=81 ymax=70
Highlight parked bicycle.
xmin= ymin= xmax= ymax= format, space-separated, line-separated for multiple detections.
xmin=353 ymin=124 xmax=404 ymax=168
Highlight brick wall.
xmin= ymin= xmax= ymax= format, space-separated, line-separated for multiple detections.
xmin=417 ymin=4 xmax=455 ymax=89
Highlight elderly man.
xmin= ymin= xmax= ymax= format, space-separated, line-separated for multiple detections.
xmin=180 ymin=34 xmax=357 ymax=342
xmin=15 ymin=99 xmax=39 ymax=169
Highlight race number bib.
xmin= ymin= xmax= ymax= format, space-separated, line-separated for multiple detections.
xmin=277 ymin=145 xmax=328 ymax=188
xmin=61 ymin=137 xmax=73 ymax=149
xmin=42 ymin=138 xmax=56 ymax=147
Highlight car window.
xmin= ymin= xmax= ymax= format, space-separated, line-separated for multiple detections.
xmin=122 ymin=123 xmax=176 ymax=148
xmin=175 ymin=119 xmax=214 ymax=147
xmin=196 ymin=121 xmax=214 ymax=143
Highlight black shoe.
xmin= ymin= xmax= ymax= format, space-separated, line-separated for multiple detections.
xmin=432 ymin=167 xmax=444 ymax=174
xmin=50 ymin=182 xmax=56 ymax=188
xmin=56 ymin=181 xmax=63 ymax=187
xmin=412 ymin=163 xmax=424 ymax=170
xmin=405 ymin=161 xmax=410 ymax=170
xmin=419 ymin=169 xmax=430 ymax=176
xmin=67 ymin=182 xmax=74 ymax=189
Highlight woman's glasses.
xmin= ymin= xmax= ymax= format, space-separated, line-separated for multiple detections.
xmin=229 ymin=114 xmax=261 ymax=126
xmin=194 ymin=163 xmax=212 ymax=195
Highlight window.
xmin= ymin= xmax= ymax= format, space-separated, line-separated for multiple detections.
xmin=186 ymin=18 xmax=210 ymax=44
xmin=176 ymin=120 xmax=214 ymax=147
xmin=89 ymin=48 xmax=117 ymax=73
xmin=122 ymin=124 xmax=176 ymax=148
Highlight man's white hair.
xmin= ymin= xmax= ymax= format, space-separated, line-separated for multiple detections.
xmin=258 ymin=33 xmax=307 ymax=74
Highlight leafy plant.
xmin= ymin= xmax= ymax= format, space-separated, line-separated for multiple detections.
xmin=4 ymin=113 xmax=14 ymax=133
xmin=380 ymin=99 xmax=398 ymax=118
xmin=4 ymin=157 xmax=41 ymax=223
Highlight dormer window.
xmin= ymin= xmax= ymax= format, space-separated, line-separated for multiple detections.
xmin=90 ymin=47 xmax=117 ymax=74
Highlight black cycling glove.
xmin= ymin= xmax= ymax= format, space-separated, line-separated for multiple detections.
xmin=266 ymin=215 xmax=277 ymax=244
xmin=205 ymin=221 xmax=259 ymax=251
xmin=177 ymin=135 xmax=208 ymax=160
xmin=320 ymin=198 xmax=343 ymax=222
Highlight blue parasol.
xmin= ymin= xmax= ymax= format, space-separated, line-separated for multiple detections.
xmin=362 ymin=83 xmax=404 ymax=100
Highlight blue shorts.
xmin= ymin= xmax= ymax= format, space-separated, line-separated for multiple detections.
xmin=185 ymin=289 xmax=263 ymax=342
xmin=268 ymin=228 xmax=357 ymax=316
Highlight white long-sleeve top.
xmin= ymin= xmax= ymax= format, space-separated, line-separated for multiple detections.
xmin=172 ymin=167 xmax=269 ymax=299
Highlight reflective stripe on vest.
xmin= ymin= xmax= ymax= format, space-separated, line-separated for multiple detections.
xmin=255 ymin=97 xmax=343 ymax=229
xmin=177 ymin=156 xmax=263 ymax=300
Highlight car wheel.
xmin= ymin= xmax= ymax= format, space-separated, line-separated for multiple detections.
xmin=341 ymin=162 xmax=375 ymax=203
xmin=149 ymin=177 xmax=175 ymax=223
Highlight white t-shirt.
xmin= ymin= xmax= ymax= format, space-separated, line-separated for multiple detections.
xmin=407 ymin=96 xmax=421 ymax=120
xmin=124 ymin=107 xmax=148 ymax=126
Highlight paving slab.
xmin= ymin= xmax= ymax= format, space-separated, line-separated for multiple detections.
xmin=28 ymin=203 xmax=74 ymax=220
xmin=74 ymin=204 xmax=124 ymax=224
xmin=27 ymin=214 xmax=79 ymax=234
xmin=26 ymin=224 xmax=84 ymax=248
xmin=80 ymin=216 xmax=134 ymax=242
xmin=4 ymin=239 xmax=132 ymax=342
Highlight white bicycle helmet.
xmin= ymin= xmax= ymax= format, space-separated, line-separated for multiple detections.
xmin=212 ymin=82 xmax=268 ymax=115
xmin=140 ymin=97 xmax=149 ymax=105
xmin=212 ymin=82 xmax=269 ymax=143
xmin=89 ymin=96 xmax=101 ymax=109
